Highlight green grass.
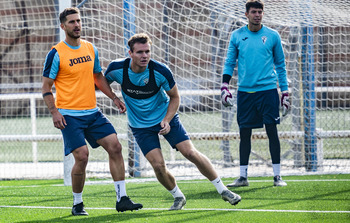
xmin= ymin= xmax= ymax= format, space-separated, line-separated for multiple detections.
xmin=0 ymin=174 xmax=349 ymax=222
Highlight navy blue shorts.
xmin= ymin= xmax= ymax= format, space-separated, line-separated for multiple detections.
xmin=237 ymin=89 xmax=280 ymax=129
xmin=61 ymin=111 xmax=116 ymax=156
xmin=130 ymin=114 xmax=190 ymax=156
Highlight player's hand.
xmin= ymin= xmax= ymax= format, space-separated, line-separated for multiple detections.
xmin=221 ymin=82 xmax=234 ymax=107
xmin=281 ymin=91 xmax=291 ymax=117
xmin=113 ymin=97 xmax=126 ymax=113
xmin=159 ymin=120 xmax=170 ymax=135
xmin=52 ymin=110 xmax=66 ymax=129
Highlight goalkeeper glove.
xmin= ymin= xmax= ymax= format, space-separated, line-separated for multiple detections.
xmin=221 ymin=82 xmax=234 ymax=107
xmin=281 ymin=91 xmax=291 ymax=117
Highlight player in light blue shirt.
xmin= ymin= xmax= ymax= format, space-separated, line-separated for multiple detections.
xmin=222 ymin=25 xmax=288 ymax=92
xmin=105 ymin=57 xmax=174 ymax=128
xmin=105 ymin=33 xmax=241 ymax=210
xmin=221 ymin=0 xmax=290 ymax=188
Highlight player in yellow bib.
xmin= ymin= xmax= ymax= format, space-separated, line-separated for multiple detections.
xmin=51 ymin=39 xmax=97 ymax=110
xmin=42 ymin=7 xmax=142 ymax=215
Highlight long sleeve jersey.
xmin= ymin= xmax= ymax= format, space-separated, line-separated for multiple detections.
xmin=223 ymin=25 xmax=288 ymax=92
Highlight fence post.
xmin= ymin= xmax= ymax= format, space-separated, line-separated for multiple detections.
xmin=301 ymin=3 xmax=318 ymax=171
xmin=30 ymin=95 xmax=37 ymax=163
xmin=123 ymin=0 xmax=141 ymax=177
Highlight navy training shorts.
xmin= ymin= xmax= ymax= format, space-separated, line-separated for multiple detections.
xmin=237 ymin=88 xmax=280 ymax=129
xmin=130 ymin=114 xmax=190 ymax=156
xmin=61 ymin=111 xmax=116 ymax=156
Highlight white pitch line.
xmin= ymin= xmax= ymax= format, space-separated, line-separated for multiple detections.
xmin=0 ymin=178 xmax=350 ymax=188
xmin=0 ymin=178 xmax=349 ymax=188
xmin=0 ymin=206 xmax=349 ymax=213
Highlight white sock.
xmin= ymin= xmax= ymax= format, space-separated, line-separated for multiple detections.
xmin=114 ymin=180 xmax=127 ymax=202
xmin=169 ymin=185 xmax=185 ymax=198
xmin=273 ymin=163 xmax=281 ymax=176
xmin=73 ymin=192 xmax=83 ymax=205
xmin=240 ymin=165 xmax=248 ymax=178
xmin=211 ymin=177 xmax=226 ymax=194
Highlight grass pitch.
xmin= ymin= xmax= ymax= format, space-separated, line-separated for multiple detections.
xmin=0 ymin=174 xmax=349 ymax=222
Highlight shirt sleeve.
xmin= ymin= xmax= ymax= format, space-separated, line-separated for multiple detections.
xmin=153 ymin=60 xmax=175 ymax=90
xmin=42 ymin=48 xmax=59 ymax=79
xmin=273 ymin=33 xmax=288 ymax=91
xmin=158 ymin=73 xmax=171 ymax=91
xmin=104 ymin=60 xmax=124 ymax=84
xmin=222 ymin=31 xmax=238 ymax=77
xmin=93 ymin=45 xmax=102 ymax=74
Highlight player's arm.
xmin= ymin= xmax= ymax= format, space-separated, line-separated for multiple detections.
xmin=42 ymin=76 xmax=66 ymax=129
xmin=222 ymin=32 xmax=238 ymax=81
xmin=94 ymin=71 xmax=126 ymax=113
xmin=221 ymin=32 xmax=238 ymax=107
xmin=159 ymin=84 xmax=180 ymax=135
xmin=273 ymin=34 xmax=288 ymax=92
xmin=273 ymin=34 xmax=290 ymax=116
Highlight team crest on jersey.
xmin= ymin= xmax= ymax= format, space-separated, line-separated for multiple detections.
xmin=143 ymin=78 xmax=149 ymax=85
xmin=261 ymin=36 xmax=267 ymax=44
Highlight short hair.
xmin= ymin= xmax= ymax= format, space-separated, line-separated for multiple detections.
xmin=245 ymin=0 xmax=264 ymax=13
xmin=128 ymin=33 xmax=152 ymax=52
xmin=59 ymin=7 xmax=80 ymax=24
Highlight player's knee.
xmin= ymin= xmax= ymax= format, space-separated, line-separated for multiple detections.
xmin=152 ymin=161 xmax=167 ymax=174
xmin=265 ymin=123 xmax=277 ymax=133
xmin=108 ymin=142 xmax=123 ymax=156
xmin=177 ymin=141 xmax=198 ymax=159
xmin=182 ymin=148 xmax=199 ymax=161
xmin=265 ymin=124 xmax=279 ymax=139
xmin=74 ymin=153 xmax=89 ymax=165
xmin=72 ymin=147 xmax=89 ymax=163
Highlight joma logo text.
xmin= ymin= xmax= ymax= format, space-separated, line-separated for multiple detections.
xmin=69 ymin=55 xmax=92 ymax=66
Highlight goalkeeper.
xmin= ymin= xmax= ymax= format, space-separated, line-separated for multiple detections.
xmin=221 ymin=0 xmax=290 ymax=187
xmin=105 ymin=33 xmax=241 ymax=210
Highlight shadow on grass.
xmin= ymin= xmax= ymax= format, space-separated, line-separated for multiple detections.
xmin=17 ymin=208 xmax=234 ymax=223
xmin=226 ymin=183 xmax=350 ymax=210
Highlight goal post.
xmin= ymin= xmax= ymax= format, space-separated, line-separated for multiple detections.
xmin=1 ymin=0 xmax=350 ymax=180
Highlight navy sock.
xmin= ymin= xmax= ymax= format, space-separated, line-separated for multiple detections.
xmin=239 ymin=128 xmax=252 ymax=165
xmin=265 ymin=124 xmax=281 ymax=164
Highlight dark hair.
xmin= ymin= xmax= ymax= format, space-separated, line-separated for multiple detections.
xmin=245 ymin=0 xmax=264 ymax=13
xmin=59 ymin=7 xmax=80 ymax=24
xmin=128 ymin=33 xmax=152 ymax=52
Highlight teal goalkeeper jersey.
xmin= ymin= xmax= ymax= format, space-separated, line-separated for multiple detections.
xmin=223 ymin=25 xmax=288 ymax=92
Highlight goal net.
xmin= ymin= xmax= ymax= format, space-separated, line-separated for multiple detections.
xmin=0 ymin=0 xmax=349 ymax=180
